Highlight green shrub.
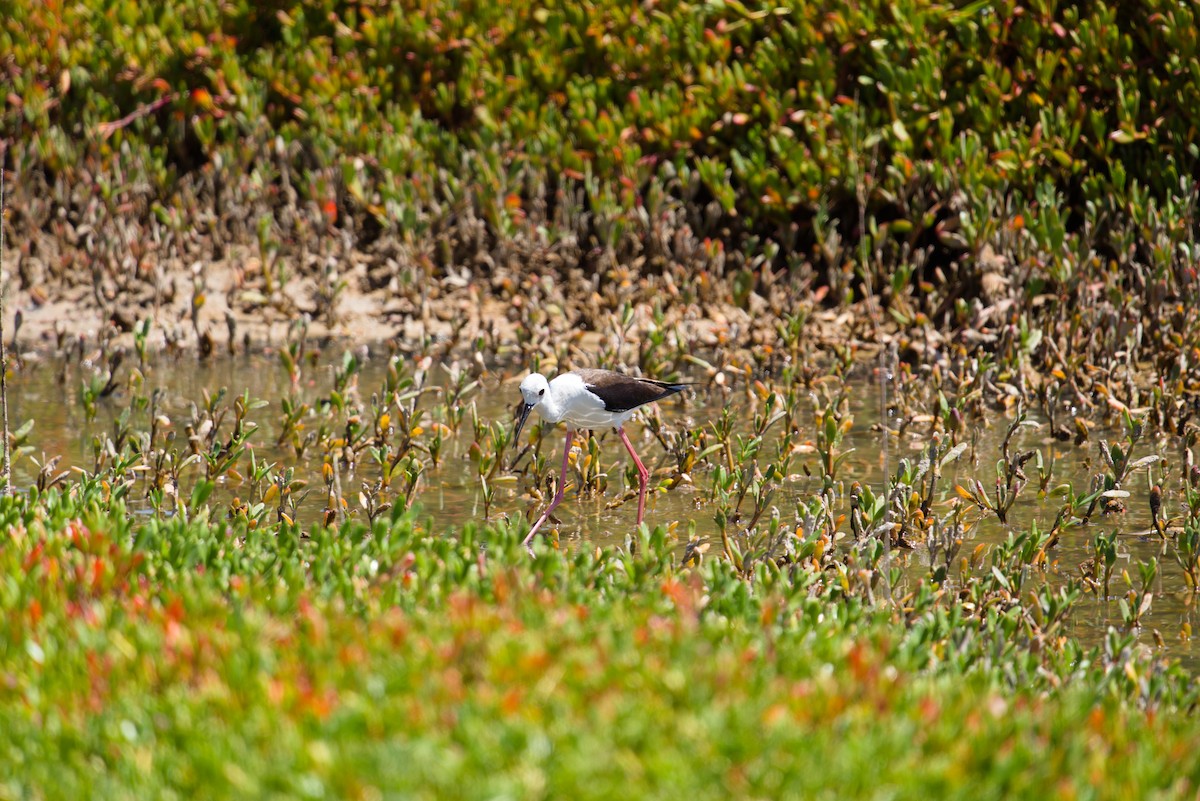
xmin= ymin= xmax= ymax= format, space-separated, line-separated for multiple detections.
xmin=4 ymin=0 xmax=1196 ymax=251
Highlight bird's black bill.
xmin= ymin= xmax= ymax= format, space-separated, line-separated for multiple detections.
xmin=513 ymin=402 xmax=534 ymax=446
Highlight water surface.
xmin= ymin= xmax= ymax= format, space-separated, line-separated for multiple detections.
xmin=13 ymin=345 xmax=1197 ymax=668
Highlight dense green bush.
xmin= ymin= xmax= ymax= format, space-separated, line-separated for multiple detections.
xmin=3 ymin=0 xmax=1197 ymax=276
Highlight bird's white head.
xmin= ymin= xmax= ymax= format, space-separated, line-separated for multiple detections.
xmin=519 ymin=373 xmax=550 ymax=407
xmin=514 ymin=373 xmax=551 ymax=444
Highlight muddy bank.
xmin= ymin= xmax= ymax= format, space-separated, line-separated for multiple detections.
xmin=0 ymin=234 xmax=879 ymax=364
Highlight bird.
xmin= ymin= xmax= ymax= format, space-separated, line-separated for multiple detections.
xmin=513 ymin=368 xmax=689 ymax=547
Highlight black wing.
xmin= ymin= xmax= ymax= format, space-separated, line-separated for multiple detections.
xmin=575 ymin=368 xmax=688 ymax=413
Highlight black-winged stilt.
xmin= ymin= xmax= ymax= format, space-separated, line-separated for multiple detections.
xmin=514 ymin=368 xmax=688 ymax=547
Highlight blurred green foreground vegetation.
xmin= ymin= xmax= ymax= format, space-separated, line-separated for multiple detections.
xmin=2 ymin=484 xmax=1200 ymax=799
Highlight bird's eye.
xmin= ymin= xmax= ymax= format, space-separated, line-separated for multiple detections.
xmin=538 ymin=389 xmax=545 ymax=396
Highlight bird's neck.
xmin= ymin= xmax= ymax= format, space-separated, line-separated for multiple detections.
xmin=536 ymin=395 xmax=565 ymax=423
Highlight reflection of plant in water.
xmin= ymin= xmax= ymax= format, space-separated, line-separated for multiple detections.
xmin=809 ymin=377 xmax=856 ymax=488
xmin=954 ymin=411 xmax=1037 ymax=524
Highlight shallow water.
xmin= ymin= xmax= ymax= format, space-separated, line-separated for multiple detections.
xmin=12 ymin=344 xmax=1199 ymax=669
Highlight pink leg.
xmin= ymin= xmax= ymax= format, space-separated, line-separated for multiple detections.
xmin=523 ymin=429 xmax=574 ymax=547
xmin=617 ymin=427 xmax=650 ymax=525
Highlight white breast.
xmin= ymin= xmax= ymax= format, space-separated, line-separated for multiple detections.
xmin=546 ymin=373 xmax=631 ymax=429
